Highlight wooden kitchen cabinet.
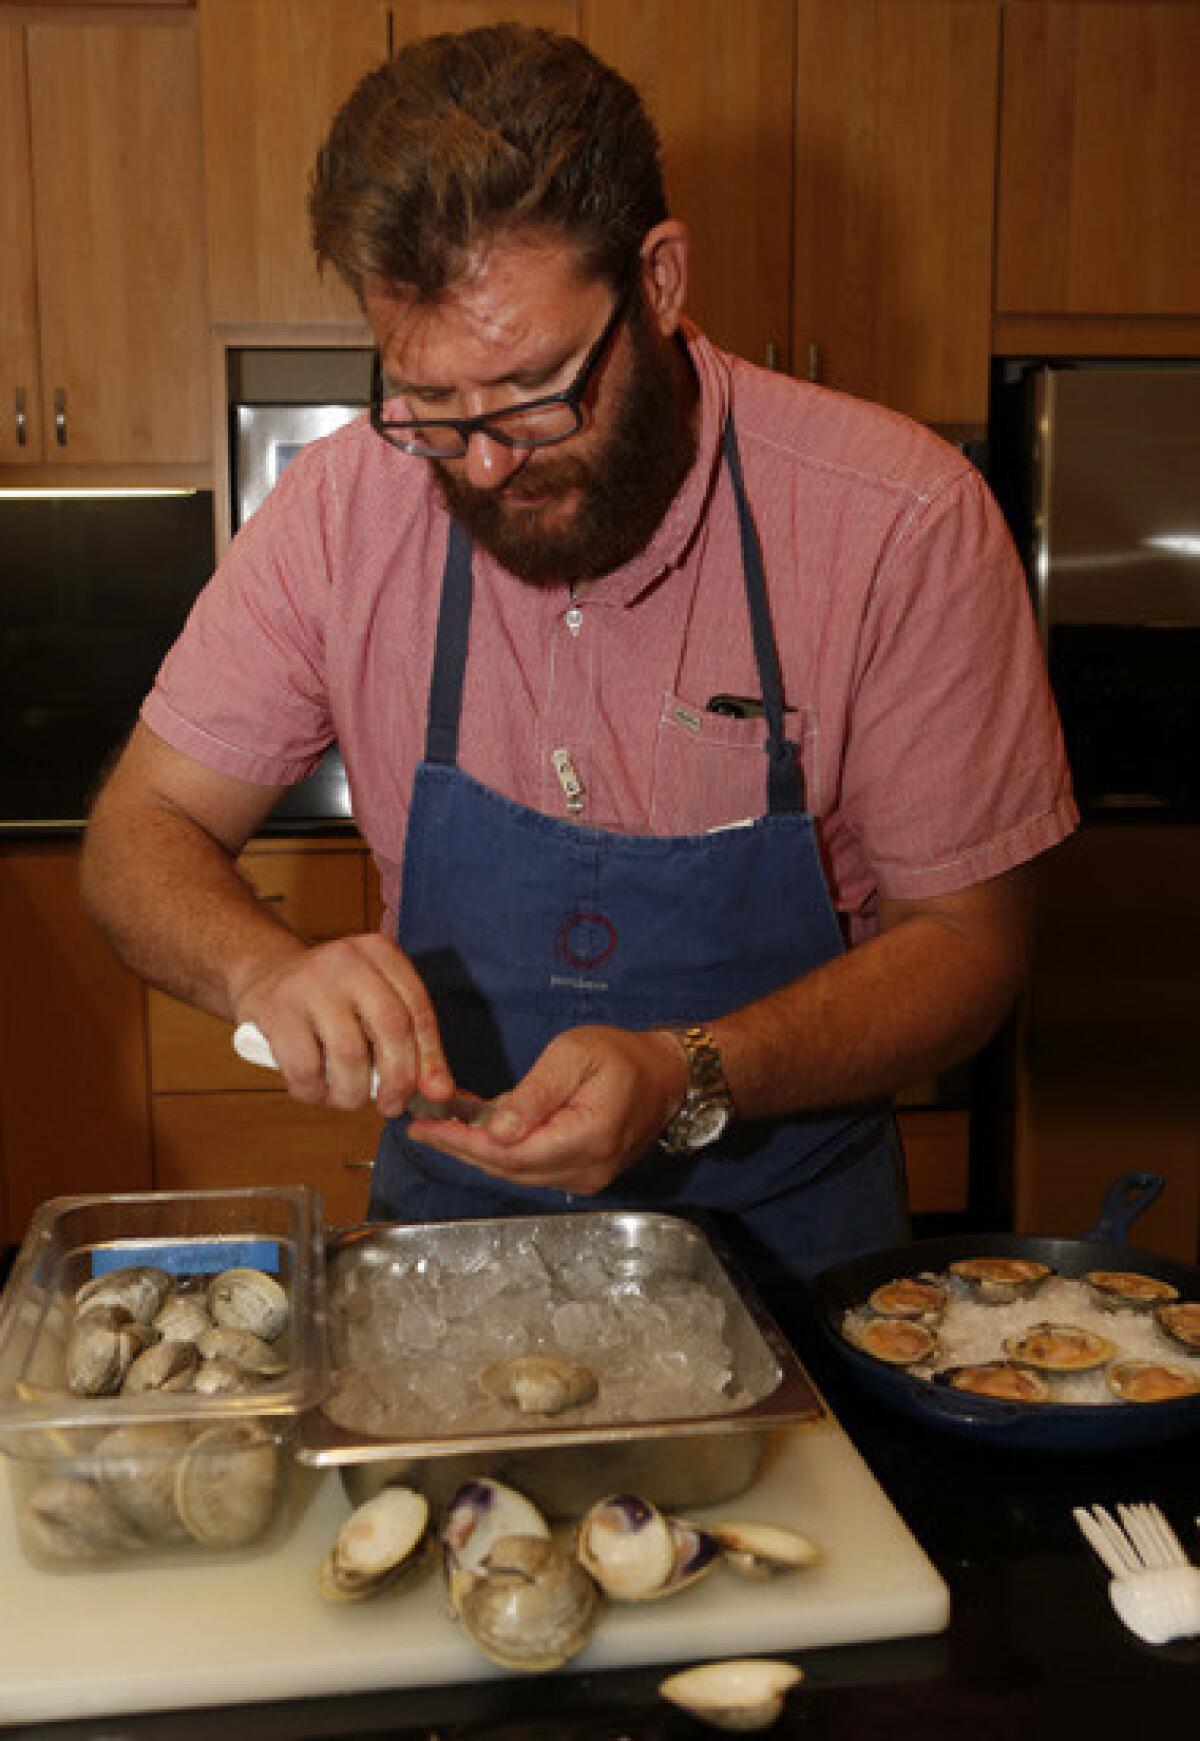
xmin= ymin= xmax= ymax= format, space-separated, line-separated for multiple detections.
xmin=198 ymin=0 xmax=389 ymax=326
xmin=793 ymin=0 xmax=1001 ymax=427
xmin=996 ymin=1 xmax=1200 ymax=331
xmin=0 ymin=12 xmax=210 ymax=471
xmin=583 ymin=0 xmax=795 ymax=371
xmin=0 ymin=844 xmax=153 ymax=1246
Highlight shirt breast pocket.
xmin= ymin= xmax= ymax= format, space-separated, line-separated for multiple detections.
xmin=650 ymin=693 xmax=793 ymax=835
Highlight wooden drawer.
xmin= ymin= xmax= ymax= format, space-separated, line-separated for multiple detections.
xmin=898 ymin=1110 xmax=970 ymax=1216
xmin=152 ymin=1091 xmax=380 ymax=1228
xmin=149 ymin=994 xmax=281 ymax=1092
xmin=238 ymin=844 xmax=368 ymax=940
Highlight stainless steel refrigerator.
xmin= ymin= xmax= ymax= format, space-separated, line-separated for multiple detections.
xmin=1003 ymin=363 xmax=1200 ymax=1261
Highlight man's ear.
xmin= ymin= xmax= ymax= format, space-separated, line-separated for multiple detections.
xmin=639 ymin=220 xmax=689 ymax=337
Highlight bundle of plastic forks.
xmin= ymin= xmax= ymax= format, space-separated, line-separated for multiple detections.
xmin=1073 ymin=1502 xmax=1200 ymax=1645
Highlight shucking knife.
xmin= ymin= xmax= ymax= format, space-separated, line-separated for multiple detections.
xmin=232 ymin=1021 xmax=492 ymax=1124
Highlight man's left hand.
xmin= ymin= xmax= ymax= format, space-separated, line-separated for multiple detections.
xmin=406 ymin=1025 xmax=688 ymax=1193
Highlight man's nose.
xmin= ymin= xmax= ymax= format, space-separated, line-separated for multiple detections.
xmin=461 ymin=427 xmax=527 ymax=491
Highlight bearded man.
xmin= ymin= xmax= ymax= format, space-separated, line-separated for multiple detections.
xmin=81 ymin=25 xmax=1076 ymax=1291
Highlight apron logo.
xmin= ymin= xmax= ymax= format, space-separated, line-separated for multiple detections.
xmin=554 ymin=911 xmax=618 ymax=972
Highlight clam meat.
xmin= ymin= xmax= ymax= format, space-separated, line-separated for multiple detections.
xmin=317 ymin=1486 xmax=431 ymax=1601
xmin=659 ymin=1658 xmax=804 ymax=1733
xmin=936 ymin=1362 xmax=1050 ymax=1403
xmin=866 ymin=1276 xmax=947 ymax=1321
xmin=1002 ymin=1322 xmax=1115 ymax=1373
xmin=1155 ymin=1301 xmax=1200 ymax=1355
xmin=455 ymin=1533 xmax=600 ymax=1672
xmin=1107 ymin=1358 xmax=1200 ymax=1404
xmin=713 ymin=1520 xmax=822 ymax=1579
xmin=948 ymin=1257 xmax=1052 ymax=1304
xmin=852 ymin=1316 xmax=938 ymax=1368
xmin=478 ymin=1354 xmax=597 ymax=1416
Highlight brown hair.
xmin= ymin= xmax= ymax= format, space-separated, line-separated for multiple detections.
xmin=309 ymin=25 xmax=666 ymax=304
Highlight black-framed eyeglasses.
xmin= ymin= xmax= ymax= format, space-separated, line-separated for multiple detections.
xmin=370 ymin=287 xmax=629 ymax=460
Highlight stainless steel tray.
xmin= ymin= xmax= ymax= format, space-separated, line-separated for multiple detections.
xmin=298 ymin=1210 xmax=821 ymax=1467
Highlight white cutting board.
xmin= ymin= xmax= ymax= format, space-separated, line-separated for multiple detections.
xmin=0 ymin=1415 xmax=948 ymax=1725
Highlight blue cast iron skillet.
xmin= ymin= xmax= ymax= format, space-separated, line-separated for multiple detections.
xmin=812 ymin=1173 xmax=1200 ymax=1452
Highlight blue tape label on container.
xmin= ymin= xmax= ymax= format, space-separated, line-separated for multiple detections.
xmin=90 ymin=1240 xmax=280 ymax=1278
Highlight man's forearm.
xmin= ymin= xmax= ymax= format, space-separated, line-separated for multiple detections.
xmin=81 ymin=797 xmax=306 ymax=1022
xmin=710 ymin=875 xmax=1030 ymax=1121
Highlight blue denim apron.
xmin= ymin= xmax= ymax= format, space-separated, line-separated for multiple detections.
xmin=370 ymin=422 xmax=908 ymax=1286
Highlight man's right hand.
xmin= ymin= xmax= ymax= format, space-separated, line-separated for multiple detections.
xmin=234 ymin=931 xmax=453 ymax=1117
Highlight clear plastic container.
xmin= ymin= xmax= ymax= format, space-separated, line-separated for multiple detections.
xmin=0 ymin=1186 xmax=326 ymax=1571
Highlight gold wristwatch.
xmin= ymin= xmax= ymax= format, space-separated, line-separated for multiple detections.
xmin=657 ymin=1024 xmax=734 ymax=1154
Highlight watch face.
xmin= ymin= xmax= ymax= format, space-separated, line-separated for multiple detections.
xmin=686 ymin=1099 xmax=731 ymax=1149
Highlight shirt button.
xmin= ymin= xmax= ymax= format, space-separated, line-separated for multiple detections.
xmin=565 ymin=606 xmax=584 ymax=633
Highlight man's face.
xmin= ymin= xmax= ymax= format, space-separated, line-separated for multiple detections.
xmin=366 ymin=238 xmax=697 ymax=585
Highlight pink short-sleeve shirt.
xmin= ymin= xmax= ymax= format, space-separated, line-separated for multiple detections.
xmin=143 ymin=325 xmax=1077 ymax=940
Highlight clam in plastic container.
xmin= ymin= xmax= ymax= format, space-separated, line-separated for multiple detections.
xmin=0 ymin=1186 xmax=326 ymax=1572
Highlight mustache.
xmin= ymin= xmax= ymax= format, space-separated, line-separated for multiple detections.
xmin=437 ymin=452 xmax=590 ymax=511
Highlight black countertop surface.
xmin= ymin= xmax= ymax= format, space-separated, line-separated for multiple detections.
xmin=9 ymin=1290 xmax=1196 ymax=1741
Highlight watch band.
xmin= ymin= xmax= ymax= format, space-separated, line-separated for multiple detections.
xmin=657 ymin=1023 xmax=734 ymax=1154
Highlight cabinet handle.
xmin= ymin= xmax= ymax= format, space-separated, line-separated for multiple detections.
xmin=343 ymin=1158 xmax=375 ymax=1172
xmin=53 ymin=388 xmax=67 ymax=447
xmin=807 ymin=343 xmax=821 ymax=384
xmin=14 ymin=387 xmax=26 ymax=447
xmin=764 ymin=339 xmax=780 ymax=371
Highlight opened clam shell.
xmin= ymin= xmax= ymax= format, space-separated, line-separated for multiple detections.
xmin=441 ymin=1478 xmax=551 ymax=1602
xmin=948 ymin=1257 xmax=1052 ymax=1304
xmin=1155 ymin=1300 xmax=1200 ymax=1355
xmin=936 ymin=1361 xmax=1050 ymax=1403
xmin=1002 ymin=1322 xmax=1115 ymax=1373
xmin=576 ymin=1493 xmax=719 ymax=1601
xmin=1084 ymin=1270 xmax=1179 ymax=1313
xmin=853 ymin=1316 xmax=938 ymax=1368
xmin=866 ymin=1276 xmax=947 ymax=1321
xmin=317 ymin=1486 xmax=430 ymax=1601
xmin=713 ymin=1520 xmax=822 ymax=1579
xmin=1106 ymin=1358 xmax=1200 ymax=1404
xmin=659 ymin=1658 xmax=804 ymax=1732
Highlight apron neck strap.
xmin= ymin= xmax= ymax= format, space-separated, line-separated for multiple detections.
xmin=721 ymin=420 xmax=804 ymax=813
xmin=424 ymin=517 xmax=473 ymax=766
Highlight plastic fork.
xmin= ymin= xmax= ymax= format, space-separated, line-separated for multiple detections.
xmin=1073 ymin=1503 xmax=1200 ymax=1645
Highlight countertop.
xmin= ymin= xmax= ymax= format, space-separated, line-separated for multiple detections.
xmin=4 ymin=1296 xmax=1195 ymax=1741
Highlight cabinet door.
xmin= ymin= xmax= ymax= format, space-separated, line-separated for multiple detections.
xmin=153 ymin=1093 xmax=378 ymax=1228
xmin=793 ymin=0 xmax=1000 ymax=425
xmin=996 ymin=1 xmax=1200 ymax=317
xmin=583 ymin=0 xmax=794 ymax=370
xmin=25 ymin=18 xmax=210 ymax=465
xmin=0 ymin=848 xmax=153 ymax=1245
xmin=199 ymin=0 xmax=388 ymax=325
xmin=0 ymin=25 xmax=41 ymax=464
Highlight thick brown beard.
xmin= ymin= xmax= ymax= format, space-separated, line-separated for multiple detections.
xmin=430 ymin=301 xmax=699 ymax=587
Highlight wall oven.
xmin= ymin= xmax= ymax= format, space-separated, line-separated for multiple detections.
xmin=228 ymin=347 xmax=372 ymax=827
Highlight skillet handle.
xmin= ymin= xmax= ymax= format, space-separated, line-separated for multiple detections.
xmin=1084 ymin=1172 xmax=1165 ymax=1244
xmin=919 ymin=1382 xmax=1040 ymax=1431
